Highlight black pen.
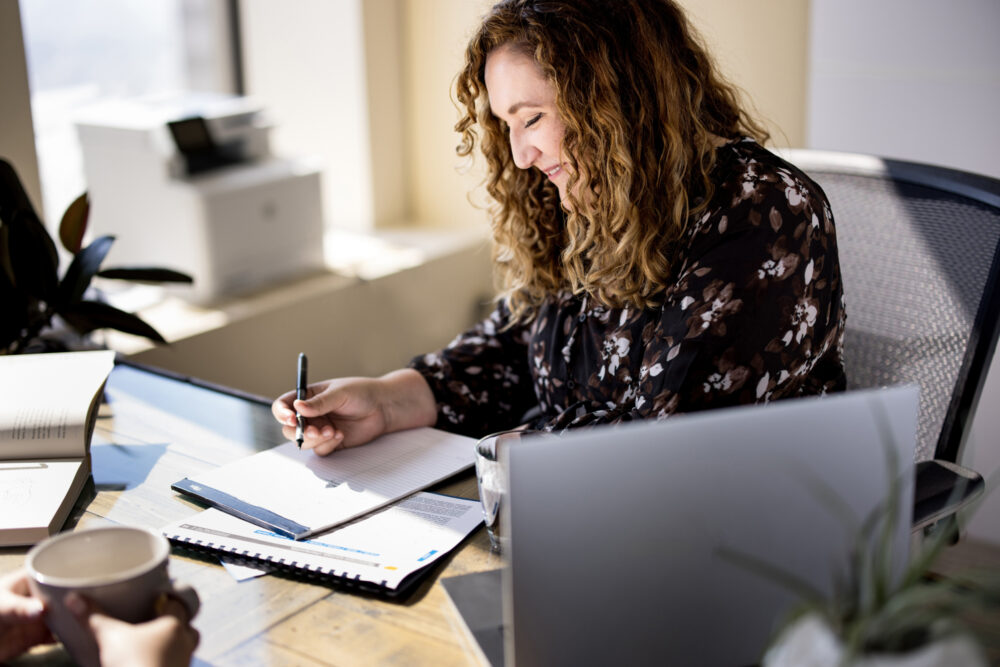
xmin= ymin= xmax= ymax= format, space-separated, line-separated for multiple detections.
xmin=295 ymin=352 xmax=307 ymax=449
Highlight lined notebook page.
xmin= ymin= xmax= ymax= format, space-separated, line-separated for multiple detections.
xmin=185 ymin=427 xmax=476 ymax=536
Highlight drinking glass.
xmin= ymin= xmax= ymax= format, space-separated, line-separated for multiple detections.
xmin=475 ymin=429 xmax=542 ymax=553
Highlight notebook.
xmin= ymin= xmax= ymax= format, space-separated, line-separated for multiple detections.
xmin=476 ymin=385 xmax=918 ymax=667
xmin=163 ymin=491 xmax=483 ymax=598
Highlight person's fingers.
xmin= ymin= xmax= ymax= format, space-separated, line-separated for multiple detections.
xmin=295 ymin=381 xmax=360 ymax=418
xmin=280 ymin=420 xmax=335 ymax=446
xmin=271 ymin=391 xmax=297 ymax=424
xmin=2 ymin=570 xmax=34 ymax=597
xmin=149 ymin=614 xmax=200 ymax=655
xmin=0 ymin=585 xmax=44 ymax=621
xmin=65 ymin=592 xmax=119 ymax=639
xmin=299 ymin=428 xmax=342 ymax=454
xmin=154 ymin=594 xmax=192 ymax=624
xmin=311 ymin=433 xmax=347 ymax=456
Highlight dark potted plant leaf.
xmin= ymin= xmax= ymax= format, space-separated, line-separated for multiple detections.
xmin=0 ymin=157 xmax=193 ymax=355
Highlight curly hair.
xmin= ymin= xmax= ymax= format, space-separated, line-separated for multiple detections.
xmin=455 ymin=0 xmax=769 ymax=322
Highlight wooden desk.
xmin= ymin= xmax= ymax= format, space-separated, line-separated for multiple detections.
xmin=5 ymin=362 xmax=998 ymax=665
xmin=1 ymin=362 xmax=498 ymax=666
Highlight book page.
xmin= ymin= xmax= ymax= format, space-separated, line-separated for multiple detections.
xmin=163 ymin=492 xmax=483 ymax=590
xmin=0 ymin=459 xmax=88 ymax=545
xmin=184 ymin=427 xmax=476 ymax=536
xmin=0 ymin=350 xmax=115 ymax=460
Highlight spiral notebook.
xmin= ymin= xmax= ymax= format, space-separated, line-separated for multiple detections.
xmin=163 ymin=491 xmax=483 ymax=598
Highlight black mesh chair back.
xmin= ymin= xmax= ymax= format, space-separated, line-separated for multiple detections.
xmin=780 ymin=149 xmax=1000 ymax=529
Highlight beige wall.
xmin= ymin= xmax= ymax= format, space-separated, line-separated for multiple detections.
xmin=402 ymin=0 xmax=493 ymax=229
xmin=238 ymin=0 xmax=809 ymax=231
xmin=682 ymin=0 xmax=810 ymax=148
xmin=0 ymin=0 xmax=43 ymax=217
xmin=400 ymin=0 xmax=810 ymax=231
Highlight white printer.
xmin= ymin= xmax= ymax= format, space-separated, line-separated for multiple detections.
xmin=75 ymin=94 xmax=326 ymax=304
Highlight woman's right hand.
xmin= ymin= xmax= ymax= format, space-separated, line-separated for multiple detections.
xmin=271 ymin=368 xmax=437 ymax=456
xmin=67 ymin=592 xmax=199 ymax=667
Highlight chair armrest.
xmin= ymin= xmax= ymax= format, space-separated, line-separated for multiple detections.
xmin=912 ymin=459 xmax=986 ymax=532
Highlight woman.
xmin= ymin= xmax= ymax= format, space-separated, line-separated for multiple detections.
xmin=273 ymin=0 xmax=845 ymax=453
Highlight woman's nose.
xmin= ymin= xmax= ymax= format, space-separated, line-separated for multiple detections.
xmin=509 ymin=128 xmax=539 ymax=170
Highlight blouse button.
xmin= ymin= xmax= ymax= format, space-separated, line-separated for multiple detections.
xmin=567 ymin=379 xmax=576 ymax=389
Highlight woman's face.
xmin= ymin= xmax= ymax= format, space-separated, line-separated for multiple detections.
xmin=484 ymin=44 xmax=572 ymax=205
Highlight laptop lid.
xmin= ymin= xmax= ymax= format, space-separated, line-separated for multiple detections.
xmin=504 ymin=386 xmax=918 ymax=667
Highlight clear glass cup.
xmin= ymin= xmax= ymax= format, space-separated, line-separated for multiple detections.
xmin=475 ymin=429 xmax=542 ymax=553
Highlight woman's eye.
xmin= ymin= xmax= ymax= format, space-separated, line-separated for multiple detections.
xmin=525 ymin=113 xmax=542 ymax=128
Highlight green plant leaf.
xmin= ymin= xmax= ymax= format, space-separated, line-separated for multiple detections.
xmin=97 ymin=266 xmax=193 ymax=283
xmin=6 ymin=208 xmax=59 ymax=301
xmin=58 ymin=234 xmax=115 ymax=306
xmin=59 ymin=192 xmax=90 ymax=253
xmin=59 ymin=300 xmax=167 ymax=343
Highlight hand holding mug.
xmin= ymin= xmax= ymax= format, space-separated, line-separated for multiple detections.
xmin=25 ymin=525 xmax=199 ymax=667
xmin=0 ymin=569 xmax=53 ymax=662
xmin=65 ymin=591 xmax=199 ymax=667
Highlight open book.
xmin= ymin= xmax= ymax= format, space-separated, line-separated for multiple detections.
xmin=0 ymin=350 xmax=115 ymax=546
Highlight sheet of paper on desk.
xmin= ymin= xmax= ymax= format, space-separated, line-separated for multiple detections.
xmin=163 ymin=492 xmax=483 ymax=589
xmin=174 ymin=427 xmax=476 ymax=539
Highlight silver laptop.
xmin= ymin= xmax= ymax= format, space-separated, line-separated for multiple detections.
xmin=504 ymin=385 xmax=918 ymax=667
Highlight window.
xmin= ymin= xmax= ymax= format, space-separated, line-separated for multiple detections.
xmin=19 ymin=0 xmax=239 ymax=220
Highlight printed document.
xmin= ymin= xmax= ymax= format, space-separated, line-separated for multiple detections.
xmin=163 ymin=492 xmax=483 ymax=590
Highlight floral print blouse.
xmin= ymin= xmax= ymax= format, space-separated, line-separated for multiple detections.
xmin=409 ymin=139 xmax=846 ymax=438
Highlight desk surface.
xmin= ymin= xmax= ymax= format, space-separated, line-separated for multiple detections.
xmin=4 ymin=363 xmax=999 ymax=666
xmin=1 ymin=362 xmax=498 ymax=666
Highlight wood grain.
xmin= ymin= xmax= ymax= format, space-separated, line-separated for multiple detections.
xmin=3 ymin=364 xmax=494 ymax=666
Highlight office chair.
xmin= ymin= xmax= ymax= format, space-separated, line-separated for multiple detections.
xmin=779 ymin=149 xmax=1000 ymax=534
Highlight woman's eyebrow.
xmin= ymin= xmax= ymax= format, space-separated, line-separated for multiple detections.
xmin=507 ymin=100 xmax=542 ymax=115
xmin=491 ymin=100 xmax=544 ymax=119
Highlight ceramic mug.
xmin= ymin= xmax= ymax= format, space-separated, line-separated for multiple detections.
xmin=25 ymin=525 xmax=199 ymax=667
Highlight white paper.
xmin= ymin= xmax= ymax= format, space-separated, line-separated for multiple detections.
xmin=0 ymin=350 xmax=114 ymax=460
xmin=0 ymin=461 xmax=86 ymax=528
xmin=183 ymin=427 xmax=476 ymax=536
xmin=220 ymin=558 xmax=271 ymax=581
xmin=164 ymin=492 xmax=483 ymax=589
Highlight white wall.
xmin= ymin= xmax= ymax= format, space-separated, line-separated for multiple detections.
xmin=807 ymin=0 xmax=1000 ymax=544
xmin=239 ymin=0 xmax=374 ymax=231
xmin=807 ymin=0 xmax=1000 ymax=179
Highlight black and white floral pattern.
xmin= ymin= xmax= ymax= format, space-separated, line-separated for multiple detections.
xmin=410 ymin=139 xmax=846 ymax=437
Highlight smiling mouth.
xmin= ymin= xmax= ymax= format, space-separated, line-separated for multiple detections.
xmin=543 ymin=164 xmax=562 ymax=178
